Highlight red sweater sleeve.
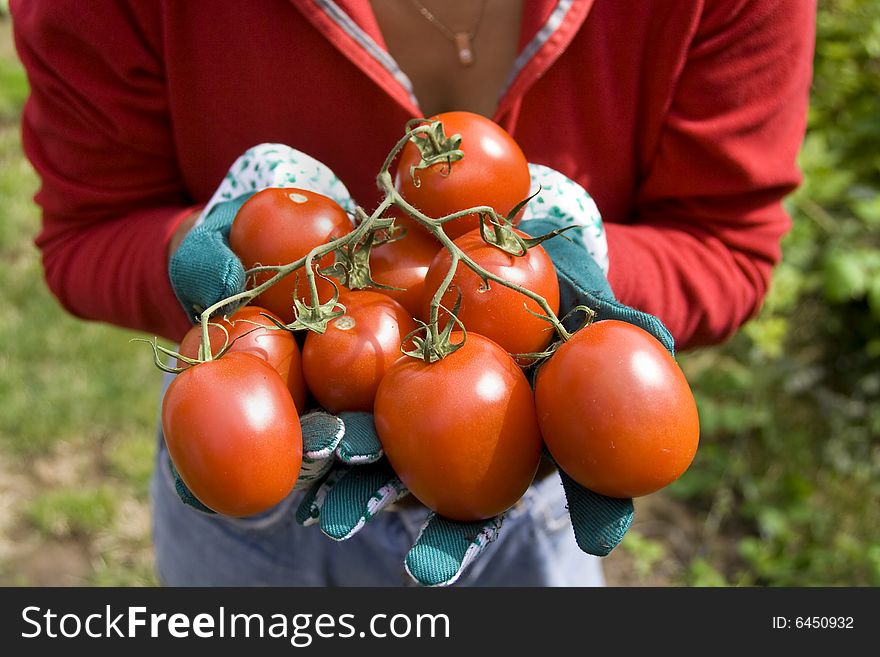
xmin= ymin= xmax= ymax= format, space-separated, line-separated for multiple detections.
xmin=11 ymin=1 xmax=193 ymax=341
xmin=606 ymin=0 xmax=815 ymax=348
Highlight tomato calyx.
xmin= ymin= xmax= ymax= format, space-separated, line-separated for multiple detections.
xmin=321 ymin=208 xmax=403 ymax=292
xmin=403 ymin=118 xmax=465 ymax=187
xmin=402 ymin=293 xmax=467 ymax=364
xmin=512 ymin=304 xmax=600 ymax=364
xmin=285 ymin=274 xmax=347 ymax=335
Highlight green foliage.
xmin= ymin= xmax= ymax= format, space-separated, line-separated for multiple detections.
xmin=674 ymin=0 xmax=880 ymax=586
xmin=0 ymin=18 xmax=163 ymax=585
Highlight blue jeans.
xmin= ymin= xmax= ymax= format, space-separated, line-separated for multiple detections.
xmin=151 ymin=429 xmax=605 ymax=587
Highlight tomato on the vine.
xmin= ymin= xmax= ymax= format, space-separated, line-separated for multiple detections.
xmin=301 ymin=290 xmax=418 ymax=413
xmin=395 ymin=111 xmax=530 ymax=240
xmin=229 ymin=188 xmax=353 ymax=323
xmin=370 ymin=213 xmax=442 ymax=317
xmin=176 ymin=305 xmax=308 ymax=413
xmin=421 ymin=228 xmax=560 ymax=360
xmin=374 ymin=332 xmax=542 ymax=521
xmin=534 ymin=320 xmax=700 ymax=498
xmin=162 ymin=352 xmax=302 ymax=516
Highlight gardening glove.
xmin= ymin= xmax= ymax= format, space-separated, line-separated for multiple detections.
xmin=167 ymin=143 xmax=359 ymax=512
xmin=292 ymin=412 xmax=503 ymax=587
xmin=168 ymin=142 xmax=355 ymax=324
xmin=518 ymin=163 xmax=675 ymax=557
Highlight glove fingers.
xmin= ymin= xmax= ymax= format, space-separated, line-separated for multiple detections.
xmin=294 ymin=467 xmax=346 ymax=526
xmin=299 ymin=411 xmax=346 ymax=458
xmin=559 ymin=468 xmax=634 ymax=556
xmin=319 ymin=460 xmax=409 ymax=541
xmin=405 ymin=514 xmax=503 ymax=587
xmin=294 ymin=411 xmax=346 ymax=491
xmin=336 ymin=412 xmax=384 ymax=464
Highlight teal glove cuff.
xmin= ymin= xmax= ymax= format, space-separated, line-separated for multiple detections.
xmin=518 ymin=217 xmax=674 ymax=355
xmin=168 ymin=192 xmax=254 ymax=323
xmin=295 ymin=411 xmax=406 ymax=537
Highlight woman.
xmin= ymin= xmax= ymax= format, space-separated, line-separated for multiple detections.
xmin=10 ymin=0 xmax=816 ymax=586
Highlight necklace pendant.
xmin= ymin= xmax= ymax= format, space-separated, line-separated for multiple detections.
xmin=453 ymin=32 xmax=475 ymax=66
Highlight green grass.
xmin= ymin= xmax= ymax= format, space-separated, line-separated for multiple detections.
xmin=0 ymin=24 xmax=166 ymax=458
xmin=0 ymin=17 xmax=164 ymax=586
xmin=26 ymin=487 xmax=117 ymax=538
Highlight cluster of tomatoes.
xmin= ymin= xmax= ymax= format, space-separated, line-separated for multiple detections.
xmin=160 ymin=112 xmax=700 ymax=523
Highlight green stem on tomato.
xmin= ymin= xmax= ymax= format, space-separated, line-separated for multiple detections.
xmin=375 ymin=166 xmax=572 ymax=347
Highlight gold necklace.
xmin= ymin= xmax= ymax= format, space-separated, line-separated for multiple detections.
xmin=409 ymin=0 xmax=489 ymax=66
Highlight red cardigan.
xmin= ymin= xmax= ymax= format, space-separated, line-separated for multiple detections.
xmin=11 ymin=0 xmax=815 ymax=348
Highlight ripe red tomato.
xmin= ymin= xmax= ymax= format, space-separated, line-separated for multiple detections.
xmin=229 ymin=188 xmax=353 ymax=323
xmin=176 ymin=305 xmax=308 ymax=413
xmin=421 ymin=228 xmax=560 ymax=360
xmin=395 ymin=111 xmax=530 ymax=240
xmin=534 ymin=320 xmax=700 ymax=498
xmin=374 ymin=332 xmax=542 ymax=521
xmin=301 ymin=290 xmax=418 ymax=413
xmin=161 ymin=352 xmax=303 ymax=516
xmin=370 ymin=213 xmax=442 ymax=317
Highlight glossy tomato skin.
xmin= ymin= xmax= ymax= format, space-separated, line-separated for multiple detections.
xmin=421 ymin=228 xmax=560 ymax=360
xmin=176 ymin=305 xmax=307 ymax=413
xmin=302 ymin=290 xmax=418 ymax=413
xmin=374 ymin=332 xmax=542 ymax=521
xmin=535 ymin=320 xmax=700 ymax=498
xmin=228 ymin=188 xmax=353 ymax=323
xmin=370 ymin=213 xmax=442 ymax=317
xmin=161 ymin=352 xmax=302 ymax=516
xmin=395 ymin=111 xmax=530 ymax=240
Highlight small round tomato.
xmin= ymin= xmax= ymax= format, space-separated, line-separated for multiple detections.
xmin=370 ymin=213 xmax=442 ymax=317
xmin=421 ymin=228 xmax=559 ymax=360
xmin=395 ymin=111 xmax=530 ymax=240
xmin=374 ymin=332 xmax=542 ymax=521
xmin=162 ymin=352 xmax=302 ymax=516
xmin=177 ymin=305 xmax=307 ymax=413
xmin=301 ymin=290 xmax=418 ymax=413
xmin=229 ymin=188 xmax=353 ymax=323
xmin=534 ymin=320 xmax=700 ymax=498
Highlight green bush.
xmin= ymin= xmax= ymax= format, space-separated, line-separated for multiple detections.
xmin=672 ymin=0 xmax=880 ymax=586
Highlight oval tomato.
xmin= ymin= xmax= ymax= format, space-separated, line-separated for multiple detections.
xmin=534 ymin=320 xmax=700 ymax=498
xmin=421 ymin=228 xmax=560 ymax=360
xmin=229 ymin=187 xmax=353 ymax=323
xmin=176 ymin=305 xmax=308 ymax=413
xmin=395 ymin=111 xmax=530 ymax=240
xmin=161 ymin=352 xmax=303 ymax=516
xmin=374 ymin=332 xmax=542 ymax=521
xmin=301 ymin=290 xmax=418 ymax=413
xmin=370 ymin=213 xmax=442 ymax=317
